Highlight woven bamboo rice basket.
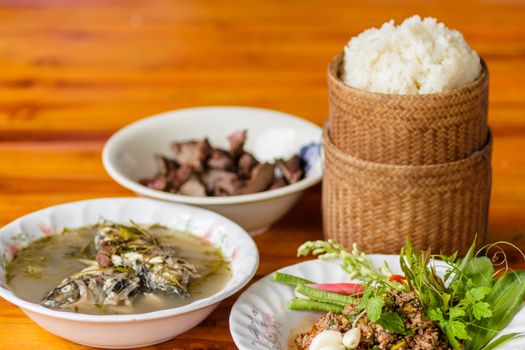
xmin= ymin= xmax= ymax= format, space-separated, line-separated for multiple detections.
xmin=328 ymin=54 xmax=489 ymax=165
xmin=322 ymin=126 xmax=492 ymax=255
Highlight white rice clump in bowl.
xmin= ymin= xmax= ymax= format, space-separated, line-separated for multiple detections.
xmin=342 ymin=15 xmax=482 ymax=95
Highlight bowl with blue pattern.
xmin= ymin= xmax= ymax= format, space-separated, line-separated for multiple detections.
xmin=103 ymin=106 xmax=323 ymax=235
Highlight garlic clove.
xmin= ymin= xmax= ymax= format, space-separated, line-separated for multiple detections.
xmin=309 ymin=330 xmax=343 ymax=350
xmin=342 ymin=328 xmax=361 ymax=349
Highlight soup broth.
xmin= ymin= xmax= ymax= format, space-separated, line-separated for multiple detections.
xmin=6 ymin=224 xmax=231 ymax=315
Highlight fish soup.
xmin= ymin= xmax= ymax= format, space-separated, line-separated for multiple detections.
xmin=6 ymin=222 xmax=231 ymax=315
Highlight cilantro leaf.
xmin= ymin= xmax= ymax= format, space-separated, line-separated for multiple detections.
xmin=466 ymin=271 xmax=525 ymax=350
xmin=430 ymin=307 xmax=471 ymax=348
xmin=471 ymin=301 xmax=492 ymax=320
xmin=466 ymin=287 xmax=491 ymax=302
xmin=449 ymin=307 xmax=466 ymax=319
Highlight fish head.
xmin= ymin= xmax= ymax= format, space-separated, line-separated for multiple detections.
xmin=41 ymin=278 xmax=83 ymax=309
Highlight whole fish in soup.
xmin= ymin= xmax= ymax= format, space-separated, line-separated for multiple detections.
xmin=6 ymin=220 xmax=231 ymax=315
xmin=95 ymin=221 xmax=199 ymax=296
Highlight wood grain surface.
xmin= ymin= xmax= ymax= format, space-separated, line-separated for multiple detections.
xmin=0 ymin=0 xmax=524 ymax=349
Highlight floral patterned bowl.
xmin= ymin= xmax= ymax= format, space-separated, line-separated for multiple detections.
xmin=230 ymin=258 xmax=525 ymax=350
xmin=0 ymin=197 xmax=259 ymax=348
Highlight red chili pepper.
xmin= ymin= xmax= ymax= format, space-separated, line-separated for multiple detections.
xmin=308 ymin=283 xmax=365 ymax=297
xmin=388 ymin=274 xmax=406 ymax=283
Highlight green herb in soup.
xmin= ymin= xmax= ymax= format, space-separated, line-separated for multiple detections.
xmin=6 ymin=222 xmax=231 ymax=315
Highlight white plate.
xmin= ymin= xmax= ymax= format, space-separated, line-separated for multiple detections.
xmin=103 ymin=106 xmax=323 ymax=235
xmin=0 ymin=197 xmax=259 ymax=348
xmin=230 ymin=257 xmax=525 ymax=350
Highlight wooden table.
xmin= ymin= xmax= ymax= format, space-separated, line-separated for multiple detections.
xmin=0 ymin=0 xmax=524 ymax=348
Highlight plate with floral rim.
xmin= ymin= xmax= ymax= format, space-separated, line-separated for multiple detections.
xmin=229 ymin=257 xmax=525 ymax=350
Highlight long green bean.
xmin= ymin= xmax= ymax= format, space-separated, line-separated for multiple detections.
xmin=273 ymin=272 xmax=314 ymax=286
xmin=295 ymin=284 xmax=358 ymax=306
xmin=288 ymin=298 xmax=344 ymax=313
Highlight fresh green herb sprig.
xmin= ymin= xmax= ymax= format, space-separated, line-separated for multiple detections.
xmin=356 ymin=288 xmax=385 ymax=322
xmin=297 ymin=239 xmax=393 ymax=283
xmin=399 ymin=240 xmax=502 ymax=349
xmin=465 ymin=270 xmax=525 ymax=350
xmin=298 ymin=239 xmax=410 ymax=337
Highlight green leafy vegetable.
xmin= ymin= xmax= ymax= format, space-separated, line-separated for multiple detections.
xmin=429 ymin=307 xmax=471 ymax=348
xmin=480 ymin=333 xmax=520 ymax=350
xmin=465 ymin=287 xmax=492 ymax=320
xmin=462 ymin=256 xmax=494 ymax=289
xmin=465 ymin=271 xmax=525 ymax=350
xmin=364 ymin=295 xmax=384 ymax=322
xmin=376 ymin=312 xmax=409 ymax=335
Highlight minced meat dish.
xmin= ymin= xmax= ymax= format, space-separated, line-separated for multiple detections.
xmin=295 ymin=291 xmax=453 ymax=350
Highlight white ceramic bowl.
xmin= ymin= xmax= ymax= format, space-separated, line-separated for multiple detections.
xmin=0 ymin=198 xmax=259 ymax=348
xmin=102 ymin=106 xmax=323 ymax=235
